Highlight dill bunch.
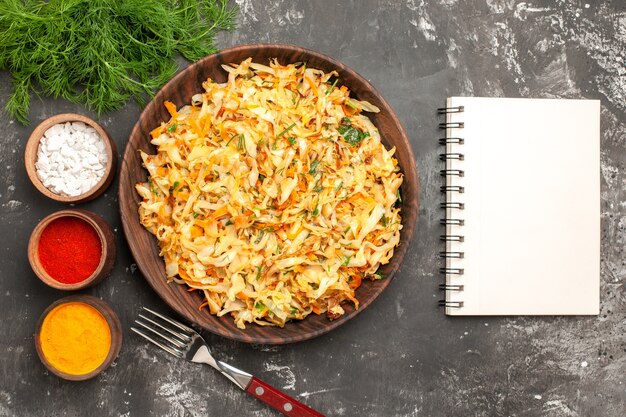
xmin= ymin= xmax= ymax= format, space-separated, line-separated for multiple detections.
xmin=0 ymin=0 xmax=236 ymax=124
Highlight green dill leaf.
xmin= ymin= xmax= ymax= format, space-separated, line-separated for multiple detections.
xmin=325 ymin=79 xmax=338 ymax=95
xmin=288 ymin=136 xmax=297 ymax=146
xmin=255 ymin=266 xmax=262 ymax=280
xmin=0 ymin=0 xmax=237 ymax=125
xmin=168 ymin=124 xmax=178 ymax=132
xmin=277 ymin=122 xmax=296 ymax=138
xmin=396 ymin=189 xmax=402 ymax=203
xmin=335 ymin=181 xmax=343 ymax=192
xmin=254 ymin=301 xmax=266 ymax=312
xmin=311 ymin=205 xmax=319 ymax=217
xmin=193 ymin=212 xmax=200 ymax=218
xmin=342 ymin=256 xmax=351 ymax=267
xmin=381 ymin=214 xmax=388 ymax=227
xmin=338 ymin=123 xmax=370 ymax=146
xmin=226 ymin=133 xmax=238 ymax=146
xmin=254 ymin=230 xmax=265 ymax=244
xmin=237 ymin=134 xmax=246 ymax=152
xmin=225 ymin=219 xmax=233 ymax=226
xmin=172 ymin=181 xmax=179 ymax=191
xmin=309 ymin=160 xmax=321 ymax=175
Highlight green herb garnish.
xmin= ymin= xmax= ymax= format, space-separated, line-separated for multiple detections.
xmin=225 ymin=219 xmax=233 ymax=226
xmin=255 ymin=266 xmax=262 ymax=280
xmin=172 ymin=181 xmax=180 ymax=191
xmin=345 ymin=101 xmax=358 ymax=110
xmin=237 ymin=134 xmax=246 ymax=153
xmin=277 ymin=123 xmax=296 ymax=138
xmin=337 ymin=120 xmax=370 ymax=146
xmin=168 ymin=124 xmax=178 ymax=132
xmin=0 ymin=0 xmax=237 ymax=124
xmin=226 ymin=133 xmax=238 ymax=146
xmin=309 ymin=160 xmax=321 ymax=175
xmin=288 ymin=137 xmax=297 ymax=146
xmin=325 ymin=79 xmax=338 ymax=95
xmin=396 ymin=189 xmax=402 ymax=203
xmin=254 ymin=228 xmax=273 ymax=244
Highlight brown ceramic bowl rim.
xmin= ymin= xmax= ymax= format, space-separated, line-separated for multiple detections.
xmin=24 ymin=113 xmax=117 ymax=203
xmin=28 ymin=209 xmax=111 ymax=290
xmin=34 ymin=295 xmax=122 ymax=381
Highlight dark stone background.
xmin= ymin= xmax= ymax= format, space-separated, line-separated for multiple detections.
xmin=0 ymin=1 xmax=624 ymax=416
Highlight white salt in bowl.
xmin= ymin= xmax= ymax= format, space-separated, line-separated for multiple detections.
xmin=25 ymin=114 xmax=117 ymax=204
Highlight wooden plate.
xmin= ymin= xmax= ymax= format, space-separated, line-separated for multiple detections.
xmin=119 ymin=44 xmax=418 ymax=344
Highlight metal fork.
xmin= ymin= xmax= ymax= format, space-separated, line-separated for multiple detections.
xmin=131 ymin=307 xmax=325 ymax=417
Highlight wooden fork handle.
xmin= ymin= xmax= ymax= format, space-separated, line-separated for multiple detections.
xmin=246 ymin=376 xmax=325 ymax=417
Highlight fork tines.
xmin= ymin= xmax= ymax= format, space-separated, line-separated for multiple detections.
xmin=131 ymin=307 xmax=196 ymax=359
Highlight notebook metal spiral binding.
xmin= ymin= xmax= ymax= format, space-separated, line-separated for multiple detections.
xmin=438 ymin=284 xmax=464 ymax=291
xmin=438 ymin=300 xmax=464 ymax=308
xmin=438 ymin=105 xmax=465 ymax=309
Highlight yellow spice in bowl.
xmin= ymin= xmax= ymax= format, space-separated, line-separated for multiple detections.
xmin=39 ymin=302 xmax=111 ymax=375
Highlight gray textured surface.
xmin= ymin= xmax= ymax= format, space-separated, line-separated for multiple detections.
xmin=0 ymin=0 xmax=625 ymax=416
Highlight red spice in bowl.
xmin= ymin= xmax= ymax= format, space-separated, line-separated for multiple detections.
xmin=38 ymin=217 xmax=102 ymax=284
xmin=28 ymin=209 xmax=116 ymax=290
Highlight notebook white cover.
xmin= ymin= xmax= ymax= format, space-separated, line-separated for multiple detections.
xmin=443 ymin=97 xmax=600 ymax=315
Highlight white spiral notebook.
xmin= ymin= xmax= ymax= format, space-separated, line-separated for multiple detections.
xmin=439 ymin=97 xmax=600 ymax=316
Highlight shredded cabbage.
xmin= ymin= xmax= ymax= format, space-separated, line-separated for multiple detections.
xmin=136 ymin=58 xmax=403 ymax=329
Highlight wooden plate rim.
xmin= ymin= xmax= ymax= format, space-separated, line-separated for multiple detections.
xmin=119 ymin=43 xmax=418 ymax=344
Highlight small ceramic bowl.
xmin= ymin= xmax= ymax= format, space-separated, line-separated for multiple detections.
xmin=24 ymin=113 xmax=117 ymax=204
xmin=35 ymin=295 xmax=122 ymax=381
xmin=28 ymin=209 xmax=116 ymax=290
